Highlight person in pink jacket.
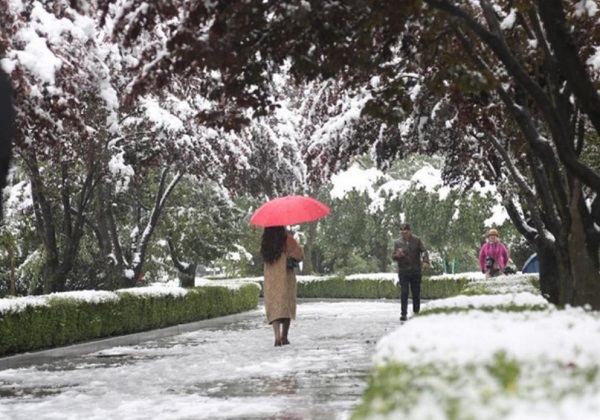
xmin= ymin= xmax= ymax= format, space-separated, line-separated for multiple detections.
xmin=479 ymin=229 xmax=510 ymax=278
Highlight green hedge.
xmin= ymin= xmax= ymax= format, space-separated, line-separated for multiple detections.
xmin=421 ymin=277 xmax=470 ymax=299
xmin=0 ymin=284 xmax=260 ymax=358
xmin=0 ymin=273 xmax=513 ymax=358
xmin=297 ymin=276 xmax=399 ymax=298
xmin=292 ymin=275 xmax=470 ymax=299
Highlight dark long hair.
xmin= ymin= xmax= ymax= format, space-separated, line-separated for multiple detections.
xmin=260 ymin=226 xmax=287 ymax=265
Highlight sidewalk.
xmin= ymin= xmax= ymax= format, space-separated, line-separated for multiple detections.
xmin=0 ymin=310 xmax=253 ymax=370
xmin=0 ymin=299 xmax=402 ymax=420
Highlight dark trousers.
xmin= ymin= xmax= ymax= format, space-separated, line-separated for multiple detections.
xmin=399 ymin=272 xmax=422 ymax=316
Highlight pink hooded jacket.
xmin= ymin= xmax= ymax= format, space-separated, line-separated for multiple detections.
xmin=478 ymin=241 xmax=510 ymax=272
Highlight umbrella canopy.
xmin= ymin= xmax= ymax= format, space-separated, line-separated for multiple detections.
xmin=250 ymin=195 xmax=330 ymax=227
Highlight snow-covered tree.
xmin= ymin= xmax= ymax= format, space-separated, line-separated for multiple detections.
xmin=83 ymin=0 xmax=600 ymax=308
xmin=1 ymin=1 xmax=277 ymax=292
xmin=1 ymin=1 xmax=123 ymax=292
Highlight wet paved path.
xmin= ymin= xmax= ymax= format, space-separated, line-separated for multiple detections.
xmin=0 ymin=300 xmax=401 ymax=420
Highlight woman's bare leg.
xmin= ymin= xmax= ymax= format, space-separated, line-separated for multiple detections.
xmin=281 ymin=318 xmax=291 ymax=345
xmin=272 ymin=320 xmax=282 ymax=346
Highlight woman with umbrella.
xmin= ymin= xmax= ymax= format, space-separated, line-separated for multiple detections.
xmin=260 ymin=226 xmax=304 ymax=346
xmin=253 ymin=195 xmax=330 ymax=347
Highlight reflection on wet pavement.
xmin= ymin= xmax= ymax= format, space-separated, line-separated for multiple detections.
xmin=0 ymin=383 xmax=69 ymax=399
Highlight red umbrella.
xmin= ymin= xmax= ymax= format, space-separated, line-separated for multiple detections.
xmin=250 ymin=195 xmax=330 ymax=227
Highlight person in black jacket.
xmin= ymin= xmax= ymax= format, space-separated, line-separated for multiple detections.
xmin=0 ymin=67 xmax=14 ymax=224
xmin=392 ymin=223 xmax=430 ymax=322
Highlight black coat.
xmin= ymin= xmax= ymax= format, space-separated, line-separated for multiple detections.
xmin=392 ymin=234 xmax=429 ymax=274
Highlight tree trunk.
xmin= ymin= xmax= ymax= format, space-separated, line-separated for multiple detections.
xmin=178 ymin=265 xmax=197 ymax=288
xmin=42 ymin=259 xmax=61 ymax=294
xmin=535 ymin=243 xmax=560 ymax=305
xmin=376 ymin=234 xmax=389 ymax=272
xmin=528 ymin=184 xmax=600 ymax=309
xmin=117 ymin=169 xmax=183 ymax=288
xmin=302 ymin=221 xmax=318 ymax=274
xmin=167 ymin=237 xmax=196 ymax=287
xmin=6 ymin=243 xmax=15 ymax=296
xmin=95 ymin=184 xmax=122 ymax=289
xmin=568 ymin=184 xmax=600 ymax=308
xmin=0 ymin=68 xmax=13 ymax=226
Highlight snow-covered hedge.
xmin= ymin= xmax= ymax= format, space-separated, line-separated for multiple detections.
xmin=0 ymin=283 xmax=260 ymax=357
xmin=350 ymin=274 xmax=600 ymax=420
xmin=216 ymin=272 xmax=482 ymax=299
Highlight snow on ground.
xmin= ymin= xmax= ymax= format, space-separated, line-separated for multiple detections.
xmin=421 ymin=291 xmax=550 ymax=311
xmin=357 ymin=274 xmax=600 ymax=420
xmin=376 ymin=307 xmax=600 ymax=366
xmin=0 ymin=300 xmax=401 ymax=420
xmin=3 ymin=273 xmax=600 ymax=419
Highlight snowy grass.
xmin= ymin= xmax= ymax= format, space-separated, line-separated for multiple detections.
xmin=352 ymin=274 xmax=600 ymax=420
xmin=462 ymin=274 xmax=539 ymax=295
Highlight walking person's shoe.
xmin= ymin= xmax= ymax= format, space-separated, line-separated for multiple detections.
xmin=400 ymin=315 xmax=407 ymax=322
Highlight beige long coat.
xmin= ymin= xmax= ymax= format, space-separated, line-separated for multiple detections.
xmin=263 ymin=235 xmax=304 ymax=324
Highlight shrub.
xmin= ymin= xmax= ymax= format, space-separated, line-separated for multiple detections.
xmin=0 ymin=283 xmax=260 ymax=357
